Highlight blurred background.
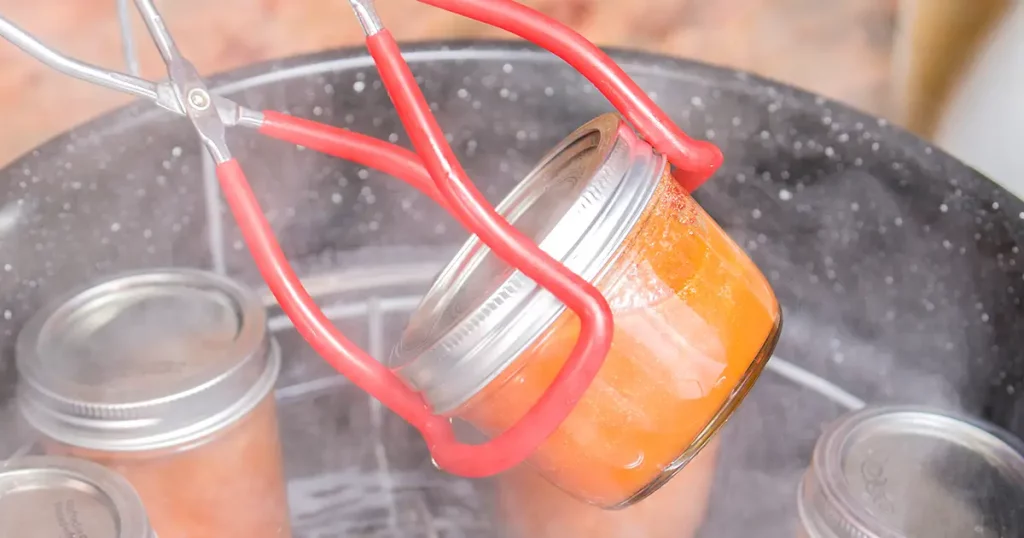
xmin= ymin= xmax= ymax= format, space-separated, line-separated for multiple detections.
xmin=0 ymin=0 xmax=1019 ymax=191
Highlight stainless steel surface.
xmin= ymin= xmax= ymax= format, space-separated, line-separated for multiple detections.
xmin=0 ymin=456 xmax=153 ymax=538
xmin=798 ymin=407 xmax=1024 ymax=538
xmin=0 ymin=15 xmax=157 ymax=101
xmin=116 ymin=0 xmax=140 ymax=77
xmin=0 ymin=13 xmax=255 ymax=127
xmin=0 ymin=1 xmax=263 ymax=163
xmin=131 ymin=0 xmax=178 ymax=67
xmin=237 ymin=107 xmax=267 ymax=129
xmin=349 ymin=0 xmax=386 ymax=36
xmin=133 ymin=0 xmax=233 ymax=163
xmin=0 ymin=42 xmax=1022 ymax=537
xmin=394 ymin=114 xmax=663 ymax=413
xmin=15 ymin=269 xmax=279 ymax=452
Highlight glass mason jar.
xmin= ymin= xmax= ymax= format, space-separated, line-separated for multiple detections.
xmin=0 ymin=455 xmax=155 ymax=538
xmin=497 ymin=435 xmax=722 ymax=538
xmin=15 ymin=269 xmax=291 ymax=538
xmin=797 ymin=406 xmax=1024 ymax=538
xmin=393 ymin=113 xmax=782 ymax=508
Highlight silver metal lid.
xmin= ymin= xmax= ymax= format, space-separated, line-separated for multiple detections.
xmin=798 ymin=406 xmax=1024 ymax=538
xmin=0 ymin=456 xmax=154 ymax=538
xmin=392 ymin=114 xmax=666 ymax=413
xmin=16 ymin=268 xmax=280 ymax=452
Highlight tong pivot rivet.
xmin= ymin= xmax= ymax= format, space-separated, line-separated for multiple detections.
xmin=188 ymin=88 xmax=211 ymax=111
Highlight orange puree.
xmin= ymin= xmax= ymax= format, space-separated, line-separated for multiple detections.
xmin=459 ymin=167 xmax=780 ymax=507
xmin=48 ymin=396 xmax=292 ymax=538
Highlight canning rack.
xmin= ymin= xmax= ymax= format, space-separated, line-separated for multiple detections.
xmin=0 ymin=0 xmax=723 ymax=478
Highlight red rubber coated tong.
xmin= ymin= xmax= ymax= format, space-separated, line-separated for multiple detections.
xmin=0 ymin=0 xmax=723 ymax=478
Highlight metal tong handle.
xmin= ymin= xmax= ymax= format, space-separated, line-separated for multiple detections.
xmin=0 ymin=16 xmax=157 ymax=102
xmin=132 ymin=0 xmax=231 ymax=164
xmin=0 ymin=11 xmax=260 ymax=128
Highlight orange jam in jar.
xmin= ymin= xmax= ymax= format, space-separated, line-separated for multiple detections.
xmin=15 ymin=269 xmax=292 ymax=538
xmin=394 ymin=114 xmax=781 ymax=508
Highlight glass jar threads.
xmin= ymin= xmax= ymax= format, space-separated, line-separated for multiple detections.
xmin=15 ymin=269 xmax=292 ymax=538
xmin=393 ymin=113 xmax=782 ymax=508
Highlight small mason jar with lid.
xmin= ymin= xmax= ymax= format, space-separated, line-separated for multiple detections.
xmin=0 ymin=455 xmax=155 ymax=538
xmin=393 ymin=113 xmax=783 ymax=509
xmin=798 ymin=406 xmax=1024 ymax=538
xmin=15 ymin=269 xmax=291 ymax=538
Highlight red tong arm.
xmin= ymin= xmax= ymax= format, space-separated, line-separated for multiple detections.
xmin=258 ymin=111 xmax=449 ymax=210
xmin=229 ymin=0 xmax=722 ymax=478
xmin=420 ymin=0 xmax=724 ymax=192
xmin=254 ymin=102 xmax=609 ymax=475
xmin=214 ymin=158 xmax=446 ymax=432
xmin=365 ymin=30 xmax=615 ymax=477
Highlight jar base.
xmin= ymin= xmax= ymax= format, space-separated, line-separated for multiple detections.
xmin=610 ymin=307 xmax=784 ymax=510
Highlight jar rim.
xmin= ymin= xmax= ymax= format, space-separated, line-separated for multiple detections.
xmin=0 ymin=455 xmax=154 ymax=537
xmin=391 ymin=113 xmax=666 ymax=414
xmin=15 ymin=268 xmax=280 ymax=452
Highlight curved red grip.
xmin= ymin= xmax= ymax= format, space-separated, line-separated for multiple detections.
xmin=370 ymin=31 xmax=615 ymax=477
xmin=259 ymin=111 xmax=450 ymax=211
xmin=257 ymin=110 xmax=612 ymax=474
xmin=230 ymin=0 xmax=724 ymax=479
xmin=215 ymin=158 xmax=437 ymax=427
xmin=420 ymin=0 xmax=724 ymax=192
xmin=217 ymin=146 xmax=613 ymax=477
